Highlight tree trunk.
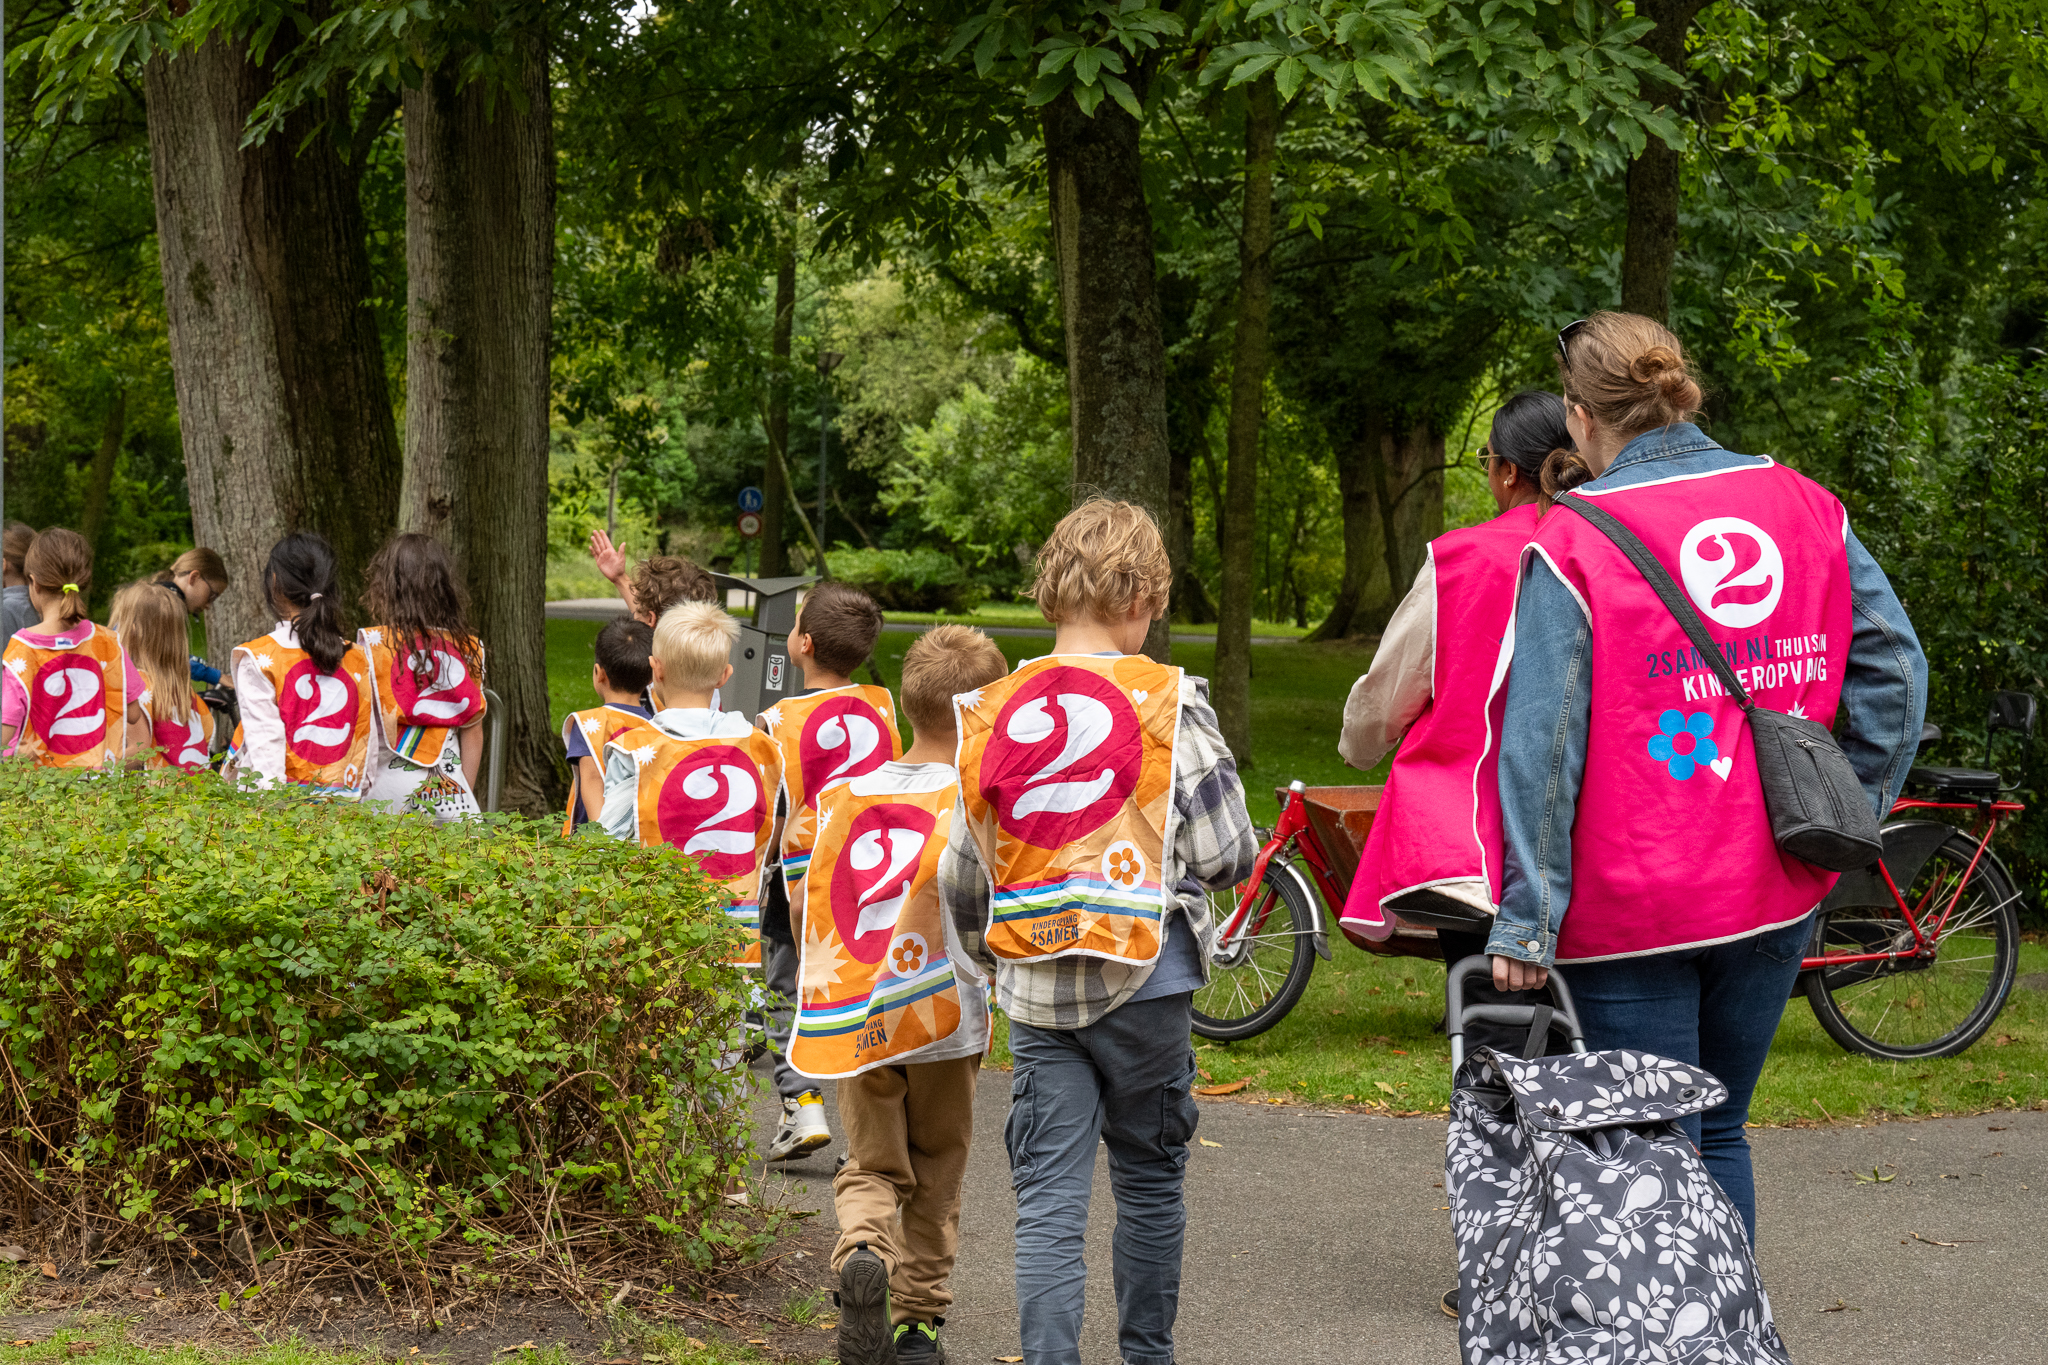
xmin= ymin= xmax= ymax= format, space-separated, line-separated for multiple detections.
xmin=1214 ymin=76 xmax=1278 ymax=764
xmin=1044 ymin=89 xmax=1172 ymax=662
xmin=79 ymin=391 xmax=128 ymax=552
xmin=401 ymin=34 xmax=557 ymax=816
xmin=1159 ymin=273 xmax=1216 ymax=626
xmin=1619 ymin=1 xmax=1707 ymax=322
xmin=1306 ymin=413 xmax=1391 ymax=641
xmin=1372 ymin=420 xmax=1445 ymax=604
xmin=143 ymin=39 xmax=403 ymax=664
xmin=760 ymin=181 xmax=798 ymax=579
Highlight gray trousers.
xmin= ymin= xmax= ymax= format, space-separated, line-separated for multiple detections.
xmin=761 ymin=933 xmax=808 ymax=1103
xmin=1006 ymin=992 xmax=1199 ymax=1365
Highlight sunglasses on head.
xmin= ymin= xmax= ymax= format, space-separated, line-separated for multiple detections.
xmin=1556 ymin=318 xmax=1590 ymax=370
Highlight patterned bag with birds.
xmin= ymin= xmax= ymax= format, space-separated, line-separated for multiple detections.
xmin=1448 ymin=1048 xmax=1790 ymax=1364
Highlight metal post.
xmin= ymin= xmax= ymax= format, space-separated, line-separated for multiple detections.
xmin=815 ymin=344 xmax=843 ymax=566
xmin=482 ymin=687 xmax=507 ymax=814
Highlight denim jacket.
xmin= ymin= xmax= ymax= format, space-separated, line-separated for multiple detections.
xmin=1487 ymin=424 xmax=1929 ymax=967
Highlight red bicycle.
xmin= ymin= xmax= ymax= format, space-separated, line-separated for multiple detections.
xmin=1193 ymin=691 xmax=2036 ymax=1061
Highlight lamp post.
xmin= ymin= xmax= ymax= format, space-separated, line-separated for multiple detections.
xmin=815 ymin=348 xmax=844 ymax=556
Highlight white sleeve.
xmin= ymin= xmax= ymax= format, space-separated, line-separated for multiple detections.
xmin=1336 ymin=553 xmax=1438 ymax=771
xmin=598 ymin=741 xmax=642 ymax=841
xmin=230 ymin=648 xmax=288 ymax=788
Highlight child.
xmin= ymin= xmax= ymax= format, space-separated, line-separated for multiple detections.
xmin=560 ymin=616 xmax=656 ymax=833
xmin=756 ymin=581 xmax=902 ymax=1162
xmin=110 ymin=581 xmax=213 ymax=770
xmin=152 ymin=546 xmax=231 ymax=684
xmin=599 ymin=602 xmax=781 ymax=967
xmin=224 ymin=532 xmax=374 ymax=795
xmin=358 ymin=533 xmax=489 ymax=819
xmin=1 ymin=528 xmax=150 ymax=767
xmin=798 ymin=624 xmax=1008 ymax=1365
xmin=3 ymin=522 xmax=36 ymax=640
xmin=940 ymin=500 xmax=1257 ymax=1365
xmin=587 ymin=529 xmax=717 ymax=623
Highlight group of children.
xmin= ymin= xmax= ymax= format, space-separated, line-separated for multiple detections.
xmin=578 ymin=502 xmax=1256 ymax=1365
xmin=2 ymin=523 xmax=489 ymax=820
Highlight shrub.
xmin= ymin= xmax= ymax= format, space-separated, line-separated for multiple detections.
xmin=0 ymin=766 xmax=761 ymax=1282
xmin=831 ymin=546 xmax=988 ymax=613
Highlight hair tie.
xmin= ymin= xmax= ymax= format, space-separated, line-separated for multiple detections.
xmin=62 ymin=583 xmax=79 ymax=594
xmin=309 ymin=592 xmax=323 ymax=601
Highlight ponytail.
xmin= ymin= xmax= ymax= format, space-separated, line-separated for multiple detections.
xmin=24 ymin=528 xmax=94 ymax=629
xmin=264 ymin=532 xmax=348 ymax=673
xmin=1540 ymin=446 xmax=1597 ymax=499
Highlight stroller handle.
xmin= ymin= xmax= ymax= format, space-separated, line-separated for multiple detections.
xmin=1445 ymin=955 xmax=1587 ymax=1071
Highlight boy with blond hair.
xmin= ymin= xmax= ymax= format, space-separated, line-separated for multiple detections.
xmin=942 ymin=500 xmax=1257 ymax=1365
xmin=601 ymin=602 xmax=781 ymax=966
xmin=794 ymin=624 xmax=1008 ymax=1365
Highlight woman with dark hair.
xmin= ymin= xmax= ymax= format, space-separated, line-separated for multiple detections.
xmin=224 ymin=532 xmax=374 ymax=795
xmin=1491 ymin=312 xmax=1926 ymax=1247
xmin=357 ymin=533 xmax=490 ymax=819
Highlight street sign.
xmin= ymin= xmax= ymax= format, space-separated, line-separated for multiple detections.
xmin=737 ymin=486 xmax=764 ymax=513
xmin=737 ymin=510 xmax=763 ymax=539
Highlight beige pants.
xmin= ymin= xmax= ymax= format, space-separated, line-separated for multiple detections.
xmin=831 ymin=1053 xmax=980 ymax=1323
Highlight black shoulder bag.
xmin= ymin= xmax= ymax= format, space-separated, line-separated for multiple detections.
xmin=1554 ymin=493 xmax=1882 ymax=873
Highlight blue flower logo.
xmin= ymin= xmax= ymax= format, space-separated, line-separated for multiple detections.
xmin=1647 ymin=710 xmax=1718 ymax=780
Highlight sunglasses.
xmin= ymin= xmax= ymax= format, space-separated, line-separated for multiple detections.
xmin=1556 ymin=317 xmax=1590 ymax=371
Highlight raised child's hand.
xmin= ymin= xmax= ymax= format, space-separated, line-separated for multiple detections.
xmin=589 ymin=529 xmax=628 ymax=584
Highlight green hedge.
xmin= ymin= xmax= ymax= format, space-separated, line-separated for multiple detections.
xmin=831 ymin=546 xmax=989 ymax=613
xmin=0 ymin=765 xmax=760 ymax=1277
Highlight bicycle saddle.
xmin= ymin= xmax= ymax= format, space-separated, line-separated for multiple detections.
xmin=1905 ymin=765 xmax=2001 ymax=797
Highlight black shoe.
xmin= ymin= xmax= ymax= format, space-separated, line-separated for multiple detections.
xmin=893 ymin=1317 xmax=945 ymax=1365
xmin=1440 ymin=1288 xmax=1458 ymax=1318
xmin=837 ymin=1243 xmax=893 ymax=1365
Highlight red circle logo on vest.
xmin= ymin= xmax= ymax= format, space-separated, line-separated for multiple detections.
xmin=29 ymin=653 xmax=107 ymax=755
xmin=155 ymin=711 xmax=210 ymax=770
xmin=831 ymin=804 xmax=938 ymax=964
xmin=280 ymin=660 xmax=361 ymax=765
xmin=1679 ymin=517 xmax=1784 ymax=629
xmin=984 ymin=666 xmax=1142 ymax=847
xmin=656 ymin=745 xmax=766 ymax=878
xmin=391 ymin=642 xmax=484 ymax=727
xmin=799 ymin=696 xmax=890 ymax=808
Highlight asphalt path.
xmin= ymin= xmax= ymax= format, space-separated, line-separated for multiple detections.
xmin=751 ymin=1066 xmax=2046 ymax=1363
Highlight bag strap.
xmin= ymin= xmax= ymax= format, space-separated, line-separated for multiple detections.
xmin=1553 ymin=493 xmax=1755 ymax=715
xmin=1521 ymin=1003 xmax=1555 ymax=1062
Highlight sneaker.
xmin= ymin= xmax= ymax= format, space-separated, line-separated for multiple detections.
xmin=1440 ymin=1288 xmax=1458 ymax=1319
xmin=836 ymin=1243 xmax=892 ymax=1365
xmin=766 ymin=1090 xmax=830 ymax=1162
xmin=893 ymin=1318 xmax=945 ymax=1365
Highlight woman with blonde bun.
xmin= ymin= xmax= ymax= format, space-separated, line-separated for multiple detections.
xmin=1490 ymin=311 xmax=1926 ymax=1245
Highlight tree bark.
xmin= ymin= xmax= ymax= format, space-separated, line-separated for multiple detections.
xmin=760 ymin=181 xmax=798 ymax=578
xmin=1159 ymin=272 xmax=1216 ymax=626
xmin=1306 ymin=413 xmax=1391 ymax=641
xmin=1044 ymin=89 xmax=1172 ymax=662
xmin=79 ymin=391 xmax=128 ymax=552
xmin=1372 ymin=420 xmax=1445 ymax=602
xmin=1620 ymin=1 xmax=1708 ymax=322
xmin=143 ymin=39 xmax=402 ymax=664
xmin=401 ymin=33 xmax=558 ymax=815
xmin=1214 ymin=77 xmax=1278 ymax=764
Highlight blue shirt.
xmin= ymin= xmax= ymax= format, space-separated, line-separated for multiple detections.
xmin=1486 ymin=423 xmax=1929 ymax=966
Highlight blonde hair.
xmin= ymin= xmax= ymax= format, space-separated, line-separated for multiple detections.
xmin=652 ymin=600 xmax=740 ymax=692
xmin=1556 ymin=311 xmax=1705 ymax=441
xmin=110 ymin=581 xmax=193 ymax=725
xmin=24 ymin=527 xmax=93 ymax=628
xmin=1027 ymin=499 xmax=1171 ymax=626
xmin=900 ymin=625 xmax=1008 ymax=736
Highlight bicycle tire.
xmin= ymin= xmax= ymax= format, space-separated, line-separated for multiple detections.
xmin=1191 ymin=858 xmax=1318 ymax=1042
xmin=1805 ymin=832 xmax=2021 ymax=1060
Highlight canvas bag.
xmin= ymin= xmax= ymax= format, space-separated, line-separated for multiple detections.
xmin=1448 ymin=1047 xmax=1790 ymax=1365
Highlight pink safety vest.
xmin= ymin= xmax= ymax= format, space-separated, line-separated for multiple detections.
xmin=1342 ymin=503 xmax=1539 ymax=936
xmin=1530 ymin=459 xmax=1853 ymax=962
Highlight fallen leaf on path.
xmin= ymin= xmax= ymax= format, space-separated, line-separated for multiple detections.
xmin=12 ymin=1341 xmax=35 ymax=1347
xmin=746 ymin=1339 xmax=768 ymax=1346
xmin=1342 ymin=1094 xmax=1356 ymax=1101
xmin=1196 ymin=1068 xmax=1212 ymax=1081
xmin=1910 ymin=1232 xmax=1958 ymax=1247
xmin=1989 ymin=1125 xmax=2010 ymax=1131
xmin=1195 ymin=1079 xmax=1247 ymax=1096
xmin=1820 ymin=1300 xmax=1858 ymax=1313
xmin=40 ymin=1263 xmax=58 ymax=1279
xmin=1389 ymin=1049 xmax=1408 ymax=1055
xmin=685 ymin=1340 xmax=705 ymax=1352
xmin=0 ymin=1247 xmax=26 ymax=1263
xmin=996 ymin=1356 xmax=1025 ymax=1362
xmin=1197 ymin=1138 xmax=1222 ymax=1148
xmin=1375 ymin=1081 xmax=1398 ymax=1096
xmin=497 ymin=1341 xmax=536 ymax=1354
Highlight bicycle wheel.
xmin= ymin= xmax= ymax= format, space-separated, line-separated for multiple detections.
xmin=1191 ymin=858 xmax=1318 ymax=1042
xmin=1805 ymin=832 xmax=2021 ymax=1060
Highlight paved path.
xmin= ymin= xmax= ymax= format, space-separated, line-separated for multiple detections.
xmin=752 ymin=1068 xmax=2046 ymax=1363
xmin=544 ymin=599 xmax=1301 ymax=645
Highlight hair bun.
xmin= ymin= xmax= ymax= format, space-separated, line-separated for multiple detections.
xmin=1630 ymin=346 xmax=1680 ymax=383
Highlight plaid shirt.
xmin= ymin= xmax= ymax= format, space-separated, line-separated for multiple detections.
xmin=940 ymin=672 xmax=1259 ymax=1030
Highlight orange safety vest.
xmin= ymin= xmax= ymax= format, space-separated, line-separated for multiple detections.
xmin=232 ymin=634 xmax=374 ymax=792
xmin=148 ymin=692 xmax=214 ymax=771
xmin=618 ymin=727 xmax=781 ymax=967
xmin=761 ymin=684 xmax=902 ymax=887
xmin=362 ymin=629 xmax=487 ymax=769
xmin=790 ymin=772 xmax=969 ymax=1078
xmin=955 ymin=654 xmax=1181 ymax=964
xmin=2 ymin=624 xmax=127 ymax=769
xmin=559 ymin=704 xmax=654 ymax=834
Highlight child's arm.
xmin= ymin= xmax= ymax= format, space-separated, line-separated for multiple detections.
xmin=124 ymin=702 xmax=151 ymax=770
xmin=1173 ymin=680 xmax=1260 ymax=892
xmin=595 ymin=741 xmax=641 ymax=841
xmin=230 ymin=649 xmax=288 ymax=787
xmin=2 ymin=667 xmax=26 ymax=758
xmin=588 ymin=530 xmax=639 ymax=615
xmin=459 ymin=719 xmax=484 ymax=790
xmin=938 ymin=796 xmax=998 ymax=980
xmin=576 ymin=755 xmax=604 ymax=823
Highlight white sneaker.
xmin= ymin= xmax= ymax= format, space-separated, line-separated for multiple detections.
xmin=766 ymin=1090 xmax=831 ymax=1162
